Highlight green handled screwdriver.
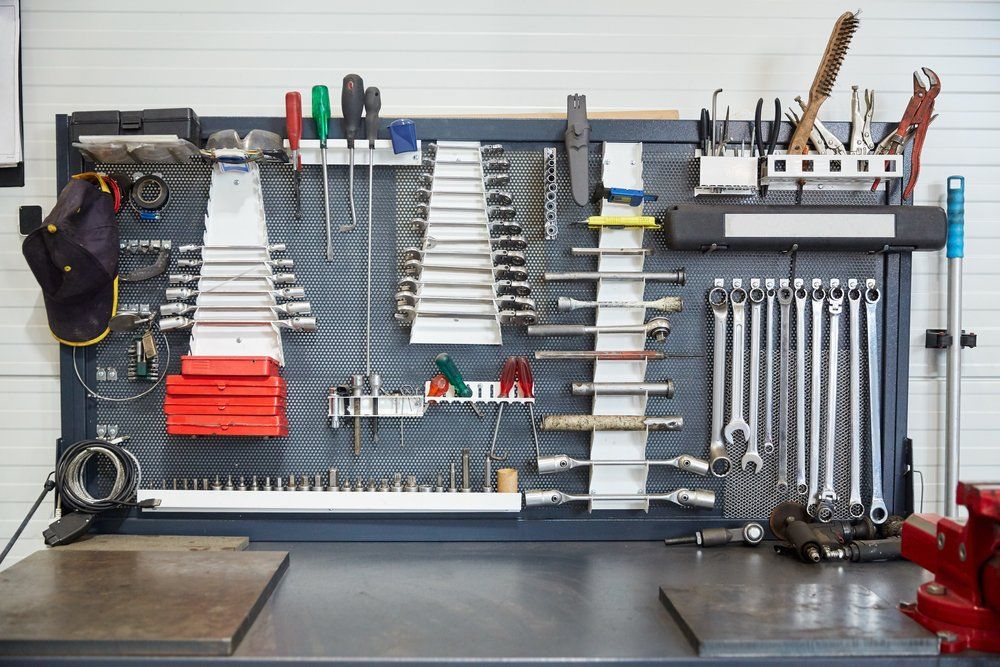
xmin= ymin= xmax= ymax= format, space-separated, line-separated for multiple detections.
xmin=311 ymin=84 xmax=332 ymax=260
xmin=340 ymin=73 xmax=365 ymax=232
xmin=434 ymin=352 xmax=484 ymax=418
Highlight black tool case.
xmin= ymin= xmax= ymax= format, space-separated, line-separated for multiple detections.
xmin=68 ymin=108 xmax=201 ymax=146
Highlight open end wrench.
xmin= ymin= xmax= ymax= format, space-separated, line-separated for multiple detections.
xmin=807 ymin=280 xmax=826 ymax=515
xmin=742 ymin=282 xmax=765 ymax=473
xmin=762 ymin=280 xmax=776 ymax=456
xmin=793 ymin=281 xmax=808 ymax=495
xmin=708 ymin=286 xmax=733 ymax=477
xmin=724 ymin=284 xmax=751 ymax=446
xmin=865 ymin=281 xmax=888 ymax=524
xmin=847 ymin=281 xmax=865 ymax=519
xmin=817 ymin=282 xmax=844 ymax=523
xmin=776 ymin=283 xmax=793 ymax=493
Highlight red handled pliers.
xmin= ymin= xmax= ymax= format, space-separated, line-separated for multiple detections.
xmin=873 ymin=67 xmax=940 ymax=199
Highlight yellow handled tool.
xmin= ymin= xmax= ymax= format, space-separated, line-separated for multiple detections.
xmin=586 ymin=216 xmax=660 ymax=229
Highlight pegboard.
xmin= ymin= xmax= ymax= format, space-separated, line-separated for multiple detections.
xmin=54 ymin=115 xmax=915 ymax=540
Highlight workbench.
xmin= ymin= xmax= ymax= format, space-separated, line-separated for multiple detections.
xmin=4 ymin=541 xmax=994 ymax=665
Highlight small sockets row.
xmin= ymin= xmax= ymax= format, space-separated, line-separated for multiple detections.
xmin=543 ymin=147 xmax=558 ymax=239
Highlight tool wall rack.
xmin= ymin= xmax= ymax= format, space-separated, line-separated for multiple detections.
xmin=55 ymin=114 xmax=919 ymax=541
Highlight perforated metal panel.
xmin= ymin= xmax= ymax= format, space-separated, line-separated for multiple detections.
xmin=79 ymin=124 xmax=898 ymax=530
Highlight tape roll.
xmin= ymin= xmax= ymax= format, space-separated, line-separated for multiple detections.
xmin=130 ymin=174 xmax=170 ymax=211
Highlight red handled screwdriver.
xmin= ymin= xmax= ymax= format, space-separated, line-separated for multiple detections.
xmin=284 ymin=91 xmax=303 ymax=220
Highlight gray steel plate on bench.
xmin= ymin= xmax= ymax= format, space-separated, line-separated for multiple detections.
xmin=0 ymin=549 xmax=288 ymax=656
xmin=659 ymin=582 xmax=939 ymax=657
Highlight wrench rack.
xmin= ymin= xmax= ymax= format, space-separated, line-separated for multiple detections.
xmin=54 ymin=115 xmax=917 ymax=540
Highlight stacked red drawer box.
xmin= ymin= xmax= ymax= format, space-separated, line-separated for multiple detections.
xmin=165 ymin=356 xmax=288 ymax=436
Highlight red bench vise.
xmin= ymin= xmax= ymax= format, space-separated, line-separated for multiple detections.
xmin=900 ymin=482 xmax=1000 ymax=653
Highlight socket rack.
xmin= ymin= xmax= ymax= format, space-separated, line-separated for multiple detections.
xmin=55 ymin=115 xmax=916 ymax=541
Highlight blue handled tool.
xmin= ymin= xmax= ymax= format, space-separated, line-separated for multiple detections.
xmin=944 ymin=176 xmax=966 ymax=516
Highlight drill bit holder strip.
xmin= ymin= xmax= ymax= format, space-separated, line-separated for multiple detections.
xmin=138 ymin=489 xmax=522 ymax=513
xmin=285 ymin=138 xmax=422 ymax=166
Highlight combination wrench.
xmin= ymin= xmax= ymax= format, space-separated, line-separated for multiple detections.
xmin=776 ymin=282 xmax=793 ymax=493
xmin=742 ymin=281 xmax=765 ymax=473
xmin=808 ymin=279 xmax=827 ymax=514
xmin=724 ymin=282 xmax=751 ymax=448
xmin=708 ymin=285 xmax=733 ymax=477
xmin=865 ymin=280 xmax=888 ymax=524
xmin=847 ymin=280 xmax=865 ymax=519
xmin=817 ymin=280 xmax=844 ymax=523
xmin=793 ymin=280 xmax=808 ymax=495
xmin=762 ymin=280 xmax=776 ymax=456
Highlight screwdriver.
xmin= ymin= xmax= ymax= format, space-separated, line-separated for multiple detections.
xmin=514 ymin=356 xmax=540 ymax=460
xmin=363 ymin=86 xmax=381 ymax=388
xmin=340 ymin=73 xmax=365 ymax=232
xmin=284 ymin=91 xmax=303 ymax=220
xmin=310 ymin=84 xmax=333 ymax=260
xmin=434 ymin=352 xmax=484 ymax=418
xmin=488 ymin=357 xmax=519 ymax=461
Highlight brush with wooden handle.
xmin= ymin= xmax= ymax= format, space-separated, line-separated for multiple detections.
xmin=787 ymin=11 xmax=860 ymax=155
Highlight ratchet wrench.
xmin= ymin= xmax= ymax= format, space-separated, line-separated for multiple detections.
xmin=762 ymin=280 xmax=776 ymax=456
xmin=724 ymin=283 xmax=751 ymax=447
xmin=865 ymin=280 xmax=888 ymax=524
xmin=708 ymin=285 xmax=733 ymax=477
xmin=808 ymin=280 xmax=827 ymax=514
xmin=776 ymin=282 xmax=793 ymax=493
xmin=743 ymin=281 xmax=765 ymax=473
xmin=847 ymin=280 xmax=865 ymax=518
xmin=817 ymin=281 xmax=844 ymax=523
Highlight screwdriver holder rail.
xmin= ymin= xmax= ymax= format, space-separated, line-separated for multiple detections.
xmin=422 ymin=380 xmax=536 ymax=404
xmin=288 ymin=138 xmax=422 ymax=166
xmin=327 ymin=392 xmax=426 ymax=429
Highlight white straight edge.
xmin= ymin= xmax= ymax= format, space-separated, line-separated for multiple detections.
xmin=137 ymin=489 xmax=522 ymax=513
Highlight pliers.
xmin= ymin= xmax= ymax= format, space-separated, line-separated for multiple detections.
xmin=754 ymin=97 xmax=781 ymax=197
xmin=849 ymin=85 xmax=875 ymax=154
xmin=873 ymin=67 xmax=941 ymax=199
xmin=792 ymin=96 xmax=845 ymax=154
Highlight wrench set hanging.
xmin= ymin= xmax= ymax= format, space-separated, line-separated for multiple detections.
xmin=707 ymin=276 xmax=887 ymax=524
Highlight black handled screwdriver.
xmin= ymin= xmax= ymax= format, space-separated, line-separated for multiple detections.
xmin=363 ymin=86 xmax=381 ymax=440
xmin=340 ymin=73 xmax=365 ymax=232
xmin=699 ymin=108 xmax=711 ymax=156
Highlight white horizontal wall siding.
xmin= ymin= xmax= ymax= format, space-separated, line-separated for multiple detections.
xmin=1 ymin=0 xmax=997 ymax=567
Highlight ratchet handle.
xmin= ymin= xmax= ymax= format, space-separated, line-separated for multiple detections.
xmin=947 ymin=175 xmax=965 ymax=259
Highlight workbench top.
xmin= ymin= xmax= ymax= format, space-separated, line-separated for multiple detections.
xmin=5 ymin=541 xmax=996 ymax=665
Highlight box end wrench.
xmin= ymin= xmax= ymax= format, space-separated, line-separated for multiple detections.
xmin=742 ymin=281 xmax=765 ymax=473
xmin=776 ymin=282 xmax=793 ymax=493
xmin=847 ymin=280 xmax=865 ymax=519
xmin=723 ymin=282 xmax=751 ymax=448
xmin=762 ymin=280 xmax=776 ymax=457
xmin=807 ymin=280 xmax=827 ymax=516
xmin=708 ymin=285 xmax=733 ymax=477
xmin=793 ymin=280 xmax=808 ymax=496
xmin=865 ymin=280 xmax=888 ymax=524
xmin=816 ymin=281 xmax=844 ymax=523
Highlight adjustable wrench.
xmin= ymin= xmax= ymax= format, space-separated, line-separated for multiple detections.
xmin=742 ymin=281 xmax=765 ymax=473
xmin=793 ymin=280 xmax=808 ymax=495
xmin=708 ymin=285 xmax=733 ymax=477
xmin=776 ymin=282 xmax=793 ymax=493
xmin=847 ymin=280 xmax=865 ymax=519
xmin=724 ymin=282 xmax=751 ymax=447
xmin=762 ymin=280 xmax=776 ymax=456
xmin=817 ymin=281 xmax=844 ymax=523
xmin=808 ymin=279 xmax=827 ymax=513
xmin=865 ymin=280 xmax=888 ymax=524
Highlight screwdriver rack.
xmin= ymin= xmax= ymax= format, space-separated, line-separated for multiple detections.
xmin=55 ymin=114 xmax=918 ymax=541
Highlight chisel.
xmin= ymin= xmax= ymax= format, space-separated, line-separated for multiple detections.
xmin=310 ymin=85 xmax=333 ymax=259
xmin=340 ymin=73 xmax=365 ymax=232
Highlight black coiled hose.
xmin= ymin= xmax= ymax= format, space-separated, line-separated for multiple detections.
xmin=54 ymin=439 xmax=143 ymax=513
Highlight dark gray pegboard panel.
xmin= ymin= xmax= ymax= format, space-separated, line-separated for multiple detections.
xmin=87 ymin=135 xmax=890 ymax=527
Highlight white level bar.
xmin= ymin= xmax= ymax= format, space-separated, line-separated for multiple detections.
xmin=288 ymin=139 xmax=422 ymax=166
xmin=138 ymin=489 xmax=522 ymax=513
